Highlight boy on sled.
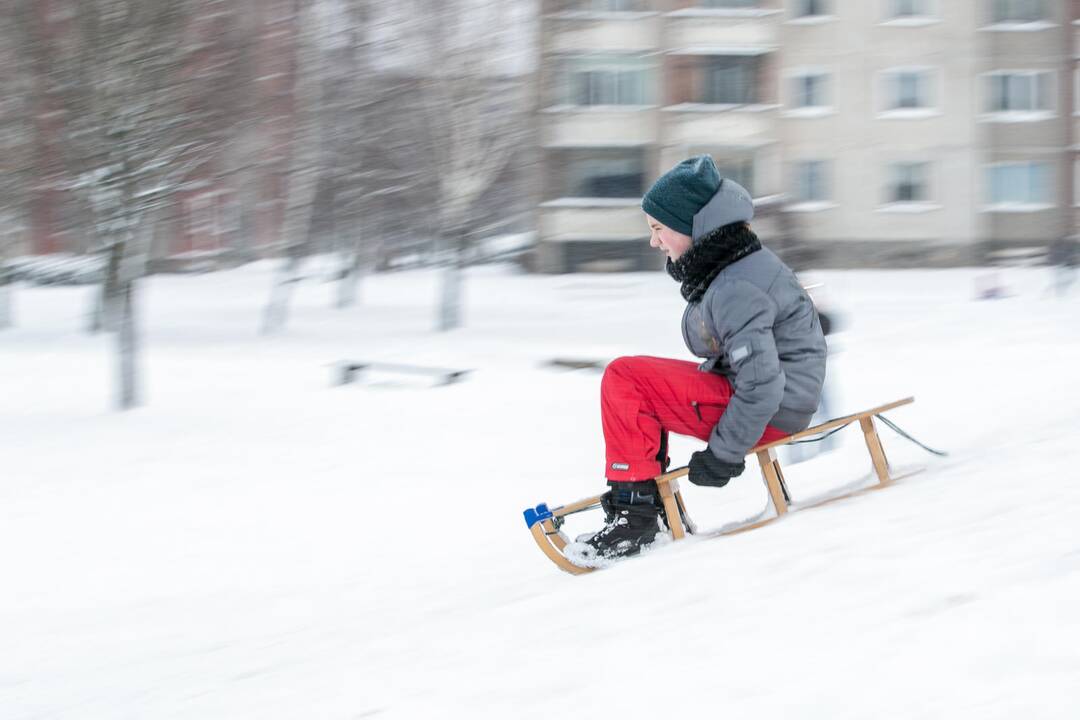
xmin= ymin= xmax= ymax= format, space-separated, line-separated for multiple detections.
xmin=572 ymin=156 xmax=827 ymax=564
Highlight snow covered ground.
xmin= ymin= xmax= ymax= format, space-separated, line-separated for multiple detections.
xmin=3 ymin=261 xmax=1079 ymax=719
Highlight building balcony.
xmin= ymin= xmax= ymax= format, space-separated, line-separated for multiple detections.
xmin=545 ymin=12 xmax=662 ymax=53
xmin=537 ymin=199 xmax=645 ymax=242
xmin=540 ymin=106 xmax=658 ymax=148
xmin=661 ymin=104 xmax=779 ymax=147
xmin=664 ymin=7 xmax=781 ymax=54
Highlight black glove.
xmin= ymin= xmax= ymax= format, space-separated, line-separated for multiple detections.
xmin=688 ymin=450 xmax=745 ymax=488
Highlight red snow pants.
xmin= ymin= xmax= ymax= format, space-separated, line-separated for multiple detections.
xmin=602 ymin=356 xmax=789 ymax=482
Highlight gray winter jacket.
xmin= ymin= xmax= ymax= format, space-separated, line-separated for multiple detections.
xmin=681 ymin=246 xmax=827 ymax=463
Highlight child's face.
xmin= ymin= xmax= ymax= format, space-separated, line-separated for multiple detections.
xmin=646 ymin=214 xmax=692 ymax=261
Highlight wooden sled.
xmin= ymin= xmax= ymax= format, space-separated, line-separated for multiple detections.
xmin=523 ymin=397 xmax=919 ymax=575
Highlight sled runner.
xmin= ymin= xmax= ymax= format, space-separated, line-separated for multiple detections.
xmin=523 ymin=397 xmax=920 ymax=575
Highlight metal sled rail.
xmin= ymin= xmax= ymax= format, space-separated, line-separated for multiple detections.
xmin=523 ymin=397 xmax=919 ymax=575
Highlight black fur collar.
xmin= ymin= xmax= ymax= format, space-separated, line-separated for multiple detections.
xmin=666 ymin=223 xmax=762 ymax=302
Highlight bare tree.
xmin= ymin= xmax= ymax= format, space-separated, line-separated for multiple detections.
xmin=0 ymin=6 xmax=33 ymax=330
xmin=315 ymin=0 xmax=373 ymax=309
xmin=331 ymin=94 xmax=426 ymax=307
xmin=261 ymin=0 xmax=328 ymax=334
xmin=409 ymin=0 xmax=530 ymax=331
xmin=16 ymin=0 xmax=241 ymax=408
xmin=324 ymin=0 xmax=419 ymax=310
xmin=262 ymin=0 xmax=425 ymax=325
xmin=262 ymin=0 xmax=532 ymax=333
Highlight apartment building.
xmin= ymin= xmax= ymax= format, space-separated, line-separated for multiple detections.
xmin=534 ymin=0 xmax=1076 ymax=271
xmin=978 ymin=0 xmax=1074 ymax=257
xmin=1068 ymin=0 xmax=1079 ymax=243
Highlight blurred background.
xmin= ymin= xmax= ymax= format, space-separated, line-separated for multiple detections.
xmin=1 ymin=0 xmax=1078 ymax=404
xmin=4 ymin=0 xmax=1079 ymax=285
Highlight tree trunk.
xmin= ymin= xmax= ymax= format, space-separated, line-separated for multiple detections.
xmin=261 ymin=254 xmax=305 ymax=334
xmin=89 ymin=289 xmax=104 ymax=333
xmin=116 ymin=279 xmax=139 ymax=410
xmin=437 ymin=229 xmax=465 ymax=332
xmin=91 ymin=241 xmax=125 ymax=333
xmin=0 ymin=226 xmax=13 ymax=329
xmin=437 ymin=264 xmax=461 ymax=332
xmin=0 ymin=271 xmax=11 ymax=330
xmin=336 ymin=246 xmax=363 ymax=308
xmin=336 ymin=209 xmax=367 ymax=309
xmin=260 ymin=0 xmax=323 ymax=332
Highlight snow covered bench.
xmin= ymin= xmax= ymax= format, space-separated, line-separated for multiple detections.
xmin=335 ymin=362 xmax=470 ymax=387
xmin=524 ymin=397 xmax=918 ymax=575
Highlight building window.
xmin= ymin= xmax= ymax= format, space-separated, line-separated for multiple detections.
xmin=791 ymin=72 xmax=829 ymax=108
xmin=219 ymin=197 xmax=241 ymax=237
xmin=1075 ymin=160 xmax=1080 ymax=206
xmin=794 ymin=161 xmax=829 ymax=202
xmin=269 ymin=0 xmax=296 ymax=23
xmin=702 ymin=0 xmax=759 ymax=7
xmin=884 ymin=69 xmax=933 ymax=110
xmin=704 ymin=56 xmax=759 ymax=104
xmin=887 ymin=162 xmax=930 ymax=203
xmin=187 ymin=193 xmax=223 ymax=249
xmin=563 ymin=56 xmax=650 ymax=106
xmin=988 ymin=162 xmax=1051 ymax=206
xmin=890 ymin=0 xmax=927 ymax=16
xmin=45 ymin=6 xmax=77 ymax=22
xmin=793 ymin=0 xmax=827 ymax=16
xmin=714 ymin=159 xmax=755 ymax=195
xmin=991 ymin=0 xmax=1045 ymax=23
xmin=580 ymin=0 xmax=646 ymax=11
xmin=552 ymin=149 xmax=646 ymax=198
xmin=987 ymin=71 xmax=1053 ymax=112
xmin=1074 ymin=69 xmax=1080 ymax=114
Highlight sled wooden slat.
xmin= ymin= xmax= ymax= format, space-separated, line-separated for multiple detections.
xmin=529 ymin=522 xmax=591 ymax=575
xmin=551 ymin=494 xmax=605 ymax=518
xmin=860 ymin=416 xmax=892 ymax=485
xmin=716 ymin=515 xmax=780 ymax=537
xmin=751 ymin=396 xmax=914 ymax=453
xmin=541 ymin=518 xmax=570 ymax=552
xmin=889 ymin=468 xmax=924 ymax=483
xmin=786 ymin=469 xmax=920 ymax=514
xmin=657 ymin=478 xmax=686 ymax=540
xmin=674 ymin=489 xmax=696 ymax=535
xmin=526 ymin=397 xmax=923 ymax=574
xmin=756 ymin=447 xmax=790 ymax=516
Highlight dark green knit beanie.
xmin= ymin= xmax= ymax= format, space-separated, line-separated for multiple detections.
xmin=641 ymin=155 xmax=722 ymax=236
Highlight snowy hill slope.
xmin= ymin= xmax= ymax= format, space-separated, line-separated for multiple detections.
xmin=3 ymin=263 xmax=1079 ymax=719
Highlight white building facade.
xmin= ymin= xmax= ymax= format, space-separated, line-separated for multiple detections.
xmin=534 ymin=0 xmax=1076 ymax=270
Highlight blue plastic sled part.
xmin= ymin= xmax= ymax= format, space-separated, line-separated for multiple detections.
xmin=523 ymin=503 xmax=554 ymax=529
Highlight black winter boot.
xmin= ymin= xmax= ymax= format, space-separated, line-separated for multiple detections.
xmin=573 ymin=480 xmax=666 ymax=564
